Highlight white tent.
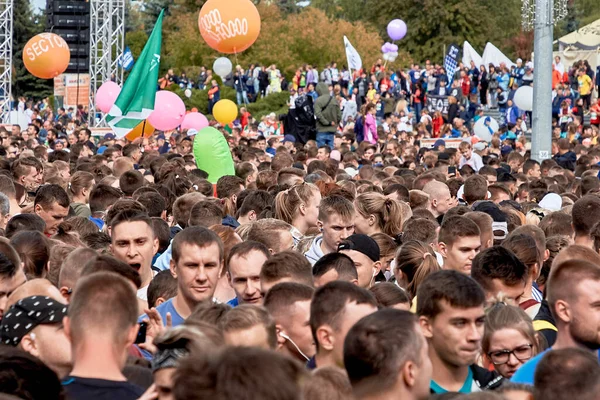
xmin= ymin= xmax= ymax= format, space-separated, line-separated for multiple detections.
xmin=481 ymin=42 xmax=515 ymax=70
xmin=558 ymin=19 xmax=600 ymax=51
xmin=462 ymin=41 xmax=483 ymax=68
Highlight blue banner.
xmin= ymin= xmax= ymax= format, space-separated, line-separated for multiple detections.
xmin=119 ymin=46 xmax=135 ymax=71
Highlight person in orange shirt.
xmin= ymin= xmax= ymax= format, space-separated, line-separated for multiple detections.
xmin=552 ymin=68 xmax=561 ymax=89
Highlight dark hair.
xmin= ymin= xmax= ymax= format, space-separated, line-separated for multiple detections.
xmin=401 ymin=218 xmax=439 ymax=244
xmin=136 ymin=192 xmax=166 ymax=218
xmin=9 ymin=231 xmax=50 ymax=279
xmin=81 ymin=255 xmax=142 ymax=289
xmin=5 ymin=214 xmax=45 ymax=239
xmin=534 ymin=348 xmax=600 ymax=400
xmin=88 ymin=184 xmax=122 ymax=214
xmin=147 ymin=270 xmax=178 ymax=309
xmin=260 ymin=251 xmax=313 ymax=287
xmin=82 ymin=231 xmax=111 ymax=251
xmin=237 ymin=190 xmax=274 ymax=219
xmin=119 ymin=170 xmax=145 ymax=197
xmin=310 ymin=281 xmax=377 ymax=349
xmin=572 ymin=195 xmax=600 ymax=236
xmin=151 ymin=217 xmax=170 ymax=254
xmin=471 ymin=246 xmax=529 ymax=296
xmin=438 ymin=215 xmax=480 ymax=247
xmin=188 ymin=200 xmax=224 ymax=228
xmin=172 ymin=226 xmax=224 ymax=263
xmin=0 ymin=252 xmax=18 ymax=280
xmin=369 ymin=283 xmax=411 ymax=308
xmin=109 ymin=209 xmax=153 ymax=234
xmin=416 ymin=270 xmax=485 ymax=319
xmin=0 ymin=346 xmax=65 ymax=400
xmin=344 ymin=309 xmax=422 ymax=397
xmin=226 ymin=241 xmax=270 ymax=273
xmin=263 ymin=282 xmax=314 ymax=318
xmin=34 ymin=184 xmax=69 ymax=209
xmin=312 ymin=253 xmax=358 ymax=281
xmin=538 ymin=212 xmax=573 ymax=238
xmin=463 ymin=175 xmax=488 ymax=204
xmin=173 ymin=347 xmax=307 ymax=400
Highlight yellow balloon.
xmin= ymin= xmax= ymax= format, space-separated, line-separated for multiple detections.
xmin=126 ymin=120 xmax=155 ymax=141
xmin=213 ymin=99 xmax=238 ymax=125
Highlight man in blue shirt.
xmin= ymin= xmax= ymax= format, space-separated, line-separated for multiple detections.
xmin=512 ymin=259 xmax=600 ymax=384
xmin=139 ymin=227 xmax=224 ymax=358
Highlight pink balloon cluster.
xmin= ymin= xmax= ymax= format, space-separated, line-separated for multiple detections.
xmin=95 ymin=81 xmax=121 ymax=113
xmin=181 ymin=112 xmax=209 ymax=135
xmin=148 ymin=91 xmax=186 ymax=131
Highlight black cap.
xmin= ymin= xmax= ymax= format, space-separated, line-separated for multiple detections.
xmin=337 ymin=234 xmax=380 ymax=262
xmin=0 ymin=296 xmax=68 ymax=346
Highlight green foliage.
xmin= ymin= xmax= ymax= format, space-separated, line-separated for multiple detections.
xmin=12 ymin=0 xmax=52 ymax=100
xmin=125 ymin=30 xmax=149 ymax=59
xmin=165 ymin=85 xmax=289 ymax=120
xmin=246 ymin=92 xmax=290 ymax=120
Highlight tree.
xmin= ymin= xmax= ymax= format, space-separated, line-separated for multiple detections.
xmin=12 ymin=0 xmax=52 ymax=100
xmin=161 ymin=4 xmax=387 ymax=79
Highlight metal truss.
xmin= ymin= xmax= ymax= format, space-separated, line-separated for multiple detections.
xmin=0 ymin=0 xmax=12 ymax=122
xmin=89 ymin=0 xmax=125 ymax=126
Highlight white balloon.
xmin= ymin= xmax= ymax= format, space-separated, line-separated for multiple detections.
xmin=184 ymin=89 xmax=192 ymax=98
xmin=473 ymin=116 xmax=499 ymax=142
xmin=513 ymin=85 xmax=533 ymax=111
xmin=383 ymin=53 xmax=391 ymax=61
xmin=213 ymin=57 xmax=232 ymax=78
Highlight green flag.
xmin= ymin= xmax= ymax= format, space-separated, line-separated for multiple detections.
xmin=107 ymin=10 xmax=164 ymax=138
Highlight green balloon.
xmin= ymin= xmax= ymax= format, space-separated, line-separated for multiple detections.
xmin=193 ymin=127 xmax=235 ymax=184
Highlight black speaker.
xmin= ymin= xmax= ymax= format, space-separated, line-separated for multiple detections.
xmin=46 ymin=0 xmax=90 ymax=73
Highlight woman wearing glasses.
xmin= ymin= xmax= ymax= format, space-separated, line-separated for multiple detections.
xmin=482 ymin=303 xmax=543 ymax=379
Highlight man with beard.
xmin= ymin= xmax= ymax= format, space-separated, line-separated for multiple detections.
xmin=512 ymin=259 xmax=600 ymax=384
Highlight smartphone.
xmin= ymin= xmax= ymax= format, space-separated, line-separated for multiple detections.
xmin=448 ymin=166 xmax=456 ymax=176
xmin=135 ymin=322 xmax=147 ymax=344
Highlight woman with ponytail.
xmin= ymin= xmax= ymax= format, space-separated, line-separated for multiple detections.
xmin=354 ymin=192 xmax=412 ymax=238
xmin=394 ymin=240 xmax=441 ymax=301
xmin=69 ymin=171 xmax=95 ymax=218
xmin=274 ymin=183 xmax=322 ymax=243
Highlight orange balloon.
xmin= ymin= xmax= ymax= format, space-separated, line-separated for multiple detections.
xmin=23 ymin=33 xmax=70 ymax=79
xmin=126 ymin=120 xmax=155 ymax=141
xmin=198 ymin=0 xmax=261 ymax=54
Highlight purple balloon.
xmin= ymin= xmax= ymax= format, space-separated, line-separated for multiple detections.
xmin=390 ymin=44 xmax=399 ymax=52
xmin=387 ymin=19 xmax=407 ymax=41
xmin=381 ymin=44 xmax=388 ymax=53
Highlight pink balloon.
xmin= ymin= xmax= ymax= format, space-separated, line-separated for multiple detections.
xmin=148 ymin=91 xmax=186 ymax=131
xmin=181 ymin=112 xmax=209 ymax=134
xmin=95 ymin=81 xmax=121 ymax=113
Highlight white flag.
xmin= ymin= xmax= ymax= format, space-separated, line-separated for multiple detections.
xmin=343 ymin=36 xmax=362 ymax=71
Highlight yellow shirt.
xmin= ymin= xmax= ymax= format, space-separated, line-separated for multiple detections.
xmin=578 ymin=74 xmax=592 ymax=96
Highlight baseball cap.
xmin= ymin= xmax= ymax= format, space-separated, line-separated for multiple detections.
xmin=344 ymin=167 xmax=359 ymax=178
xmin=473 ymin=201 xmax=508 ymax=240
xmin=539 ymin=193 xmax=562 ymax=211
xmin=433 ymin=139 xmax=446 ymax=150
xmin=473 ymin=142 xmax=487 ymax=152
xmin=283 ymin=134 xmax=296 ymax=144
xmin=104 ymin=133 xmax=116 ymax=141
xmin=0 ymin=296 xmax=68 ymax=346
xmin=337 ymin=234 xmax=380 ymax=262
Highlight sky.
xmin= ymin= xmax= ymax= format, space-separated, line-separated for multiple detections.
xmin=31 ymin=0 xmax=45 ymax=13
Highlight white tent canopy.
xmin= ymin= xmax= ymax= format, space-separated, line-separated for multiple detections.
xmin=558 ymin=19 xmax=600 ymax=51
xmin=462 ymin=41 xmax=483 ymax=68
xmin=481 ymin=42 xmax=515 ymax=70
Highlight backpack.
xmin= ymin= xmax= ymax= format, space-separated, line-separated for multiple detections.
xmin=354 ymin=115 xmax=364 ymax=143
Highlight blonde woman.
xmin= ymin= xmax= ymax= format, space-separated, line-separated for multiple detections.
xmin=275 ymin=183 xmax=322 ymax=244
xmin=354 ymin=192 xmax=411 ymax=238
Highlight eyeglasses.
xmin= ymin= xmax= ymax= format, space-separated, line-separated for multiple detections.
xmin=488 ymin=344 xmax=533 ymax=365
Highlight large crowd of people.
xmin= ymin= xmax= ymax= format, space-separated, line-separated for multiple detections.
xmin=0 ymin=54 xmax=599 ymax=400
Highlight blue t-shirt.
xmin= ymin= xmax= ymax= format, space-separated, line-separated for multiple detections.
xmin=512 ymin=349 xmax=600 ymax=385
xmin=431 ymin=367 xmax=474 ymax=394
xmin=227 ymin=297 xmax=239 ymax=307
xmin=510 ymin=350 xmax=549 ymax=385
xmin=137 ymin=298 xmax=185 ymax=360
